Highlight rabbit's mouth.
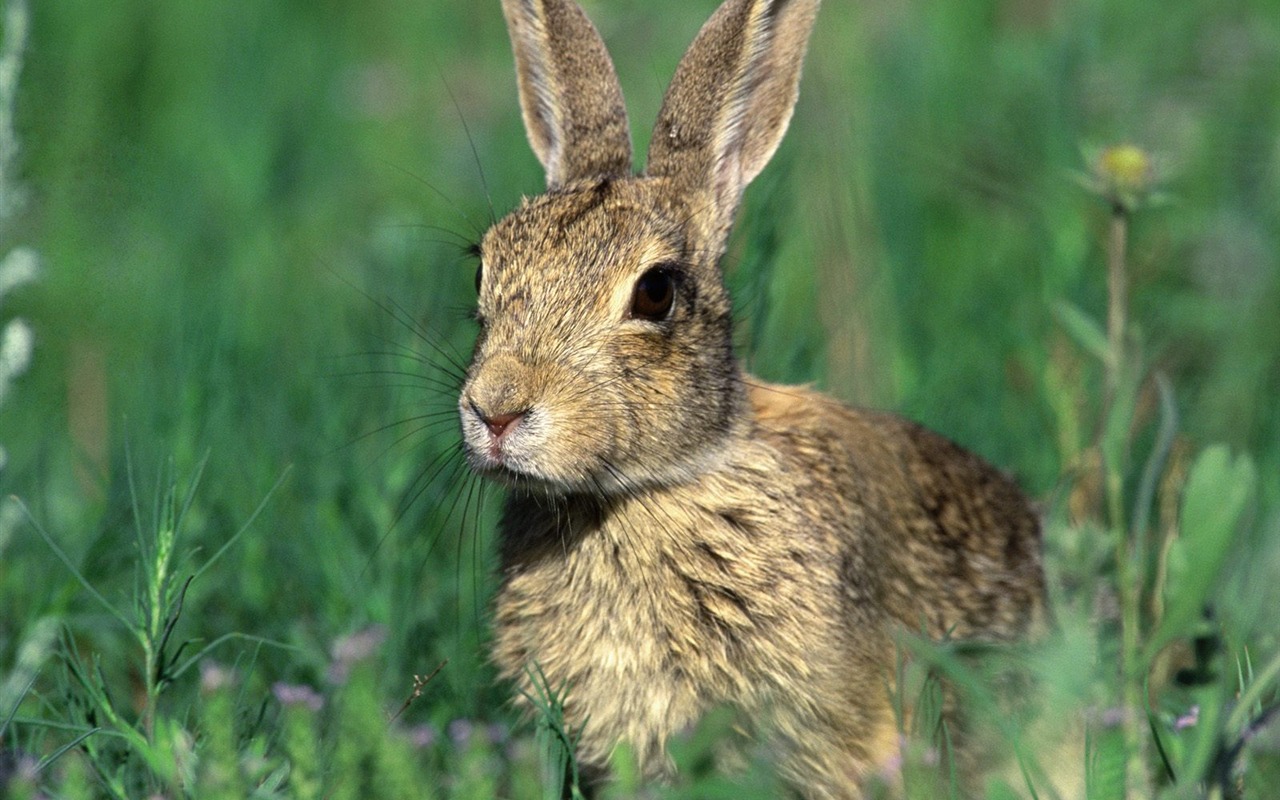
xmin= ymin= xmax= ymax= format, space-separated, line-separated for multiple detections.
xmin=458 ymin=399 xmax=672 ymax=497
xmin=460 ymin=401 xmax=540 ymax=475
xmin=459 ymin=398 xmax=596 ymax=493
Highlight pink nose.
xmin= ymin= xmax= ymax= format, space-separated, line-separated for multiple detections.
xmin=477 ymin=409 xmax=525 ymax=438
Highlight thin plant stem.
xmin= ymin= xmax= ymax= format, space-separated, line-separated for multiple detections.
xmin=1105 ymin=206 xmax=1128 ymax=404
xmin=1104 ymin=201 xmax=1150 ymax=799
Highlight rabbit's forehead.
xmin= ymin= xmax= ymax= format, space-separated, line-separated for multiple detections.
xmin=483 ymin=182 xmax=687 ymax=283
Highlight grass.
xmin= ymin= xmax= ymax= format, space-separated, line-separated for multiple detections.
xmin=1 ymin=0 xmax=1278 ymax=796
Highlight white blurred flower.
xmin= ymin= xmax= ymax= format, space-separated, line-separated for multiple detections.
xmin=0 ymin=246 xmax=37 ymax=409
xmin=1 ymin=0 xmax=33 ymax=221
xmin=0 ymin=319 xmax=32 ymax=386
xmin=0 ymin=245 xmax=37 ymax=295
xmin=0 ymin=255 xmax=34 ymax=471
xmin=1 ymin=0 xmax=35 ymax=477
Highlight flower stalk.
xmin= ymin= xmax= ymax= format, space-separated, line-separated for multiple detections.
xmin=1093 ymin=142 xmax=1157 ymax=799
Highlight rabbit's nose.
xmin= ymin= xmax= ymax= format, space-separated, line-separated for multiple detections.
xmin=472 ymin=402 xmax=526 ymax=438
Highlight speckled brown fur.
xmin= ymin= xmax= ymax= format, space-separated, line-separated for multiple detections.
xmin=459 ymin=1 xmax=1046 ymax=796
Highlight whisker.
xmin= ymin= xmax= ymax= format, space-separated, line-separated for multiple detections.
xmin=376 ymin=156 xmax=486 ymax=241
xmin=414 ymin=452 xmax=479 ymax=574
xmin=360 ymin=439 xmax=460 ymax=575
xmin=374 ymin=294 xmax=472 ymax=379
xmin=374 ymin=221 xmax=477 ymax=252
xmin=433 ymin=56 xmax=498 ymax=227
xmin=454 ymin=470 xmax=485 ymax=629
xmin=340 ymin=368 xmax=463 ymax=397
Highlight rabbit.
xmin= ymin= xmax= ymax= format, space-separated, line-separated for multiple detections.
xmin=457 ymin=0 xmax=1048 ymax=795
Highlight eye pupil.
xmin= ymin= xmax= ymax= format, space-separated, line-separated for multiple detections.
xmin=631 ymin=267 xmax=675 ymax=321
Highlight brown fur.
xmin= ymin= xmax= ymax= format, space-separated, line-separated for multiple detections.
xmin=459 ymin=0 xmax=1047 ymax=795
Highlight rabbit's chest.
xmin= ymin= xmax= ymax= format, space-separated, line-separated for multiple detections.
xmin=491 ymin=487 xmax=854 ymax=772
xmin=491 ymin=509 xmax=767 ymax=765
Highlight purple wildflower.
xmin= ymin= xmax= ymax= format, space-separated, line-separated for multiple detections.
xmin=486 ymin=722 xmax=510 ymax=745
xmin=1174 ymin=705 xmax=1200 ymax=731
xmin=272 ymin=682 xmax=325 ymax=713
xmin=326 ymin=626 xmax=387 ymax=684
xmin=1098 ymin=706 xmax=1128 ymax=728
xmin=408 ymin=723 xmax=440 ymax=749
xmin=448 ymin=718 xmax=475 ymax=745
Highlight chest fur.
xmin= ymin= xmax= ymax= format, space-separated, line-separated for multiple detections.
xmin=490 ymin=491 xmax=838 ymax=769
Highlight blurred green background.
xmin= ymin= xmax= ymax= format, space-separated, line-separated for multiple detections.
xmin=1 ymin=0 xmax=1278 ymax=794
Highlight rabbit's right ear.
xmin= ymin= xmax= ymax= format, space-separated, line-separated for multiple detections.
xmin=646 ymin=0 xmax=819 ymax=250
xmin=500 ymin=0 xmax=633 ymax=188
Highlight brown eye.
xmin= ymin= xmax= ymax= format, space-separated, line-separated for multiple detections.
xmin=630 ymin=266 xmax=676 ymax=321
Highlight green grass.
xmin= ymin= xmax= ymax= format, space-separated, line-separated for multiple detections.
xmin=2 ymin=0 xmax=1278 ymax=796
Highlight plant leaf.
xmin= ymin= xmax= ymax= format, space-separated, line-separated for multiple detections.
xmin=1053 ymin=301 xmax=1110 ymax=363
xmin=1149 ymin=445 xmax=1255 ymax=655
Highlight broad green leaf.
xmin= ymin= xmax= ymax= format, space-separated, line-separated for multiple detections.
xmin=1087 ymin=726 xmax=1127 ymax=800
xmin=1149 ymin=445 xmax=1256 ymax=655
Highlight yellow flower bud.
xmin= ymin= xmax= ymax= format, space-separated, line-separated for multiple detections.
xmin=1092 ymin=144 xmax=1156 ymax=212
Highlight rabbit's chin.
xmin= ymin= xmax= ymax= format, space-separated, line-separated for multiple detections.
xmin=464 ymin=442 xmax=731 ymax=500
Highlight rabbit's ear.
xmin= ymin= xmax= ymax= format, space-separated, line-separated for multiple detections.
xmin=500 ymin=0 xmax=633 ymax=188
xmin=645 ymin=0 xmax=818 ymax=244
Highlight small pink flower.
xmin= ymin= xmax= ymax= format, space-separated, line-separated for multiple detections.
xmin=327 ymin=626 xmax=387 ymax=684
xmin=1099 ymin=706 xmax=1128 ymax=728
xmin=920 ymin=746 xmax=941 ymax=767
xmin=486 ymin=722 xmax=510 ymax=744
xmin=448 ymin=718 xmax=475 ymax=745
xmin=199 ymin=661 xmax=235 ymax=694
xmin=273 ymin=682 xmax=324 ymax=712
xmin=408 ymin=723 xmax=440 ymax=748
xmin=1174 ymin=705 xmax=1199 ymax=731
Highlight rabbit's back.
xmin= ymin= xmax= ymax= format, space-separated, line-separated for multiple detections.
xmin=748 ymin=380 xmax=1046 ymax=641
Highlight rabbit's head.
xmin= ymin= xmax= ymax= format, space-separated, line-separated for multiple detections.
xmin=461 ymin=0 xmax=820 ymax=495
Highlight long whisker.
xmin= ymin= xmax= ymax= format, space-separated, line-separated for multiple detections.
xmin=413 ymin=451 xmax=479 ymax=575
xmin=433 ymin=56 xmax=498 ymax=227
xmin=377 ymin=157 xmax=486 ymax=241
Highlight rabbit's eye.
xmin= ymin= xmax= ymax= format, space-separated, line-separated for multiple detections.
xmin=630 ymin=267 xmax=676 ymax=322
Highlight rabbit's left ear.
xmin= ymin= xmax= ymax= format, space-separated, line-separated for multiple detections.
xmin=500 ymin=0 xmax=633 ymax=188
xmin=646 ymin=0 xmax=819 ymax=245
